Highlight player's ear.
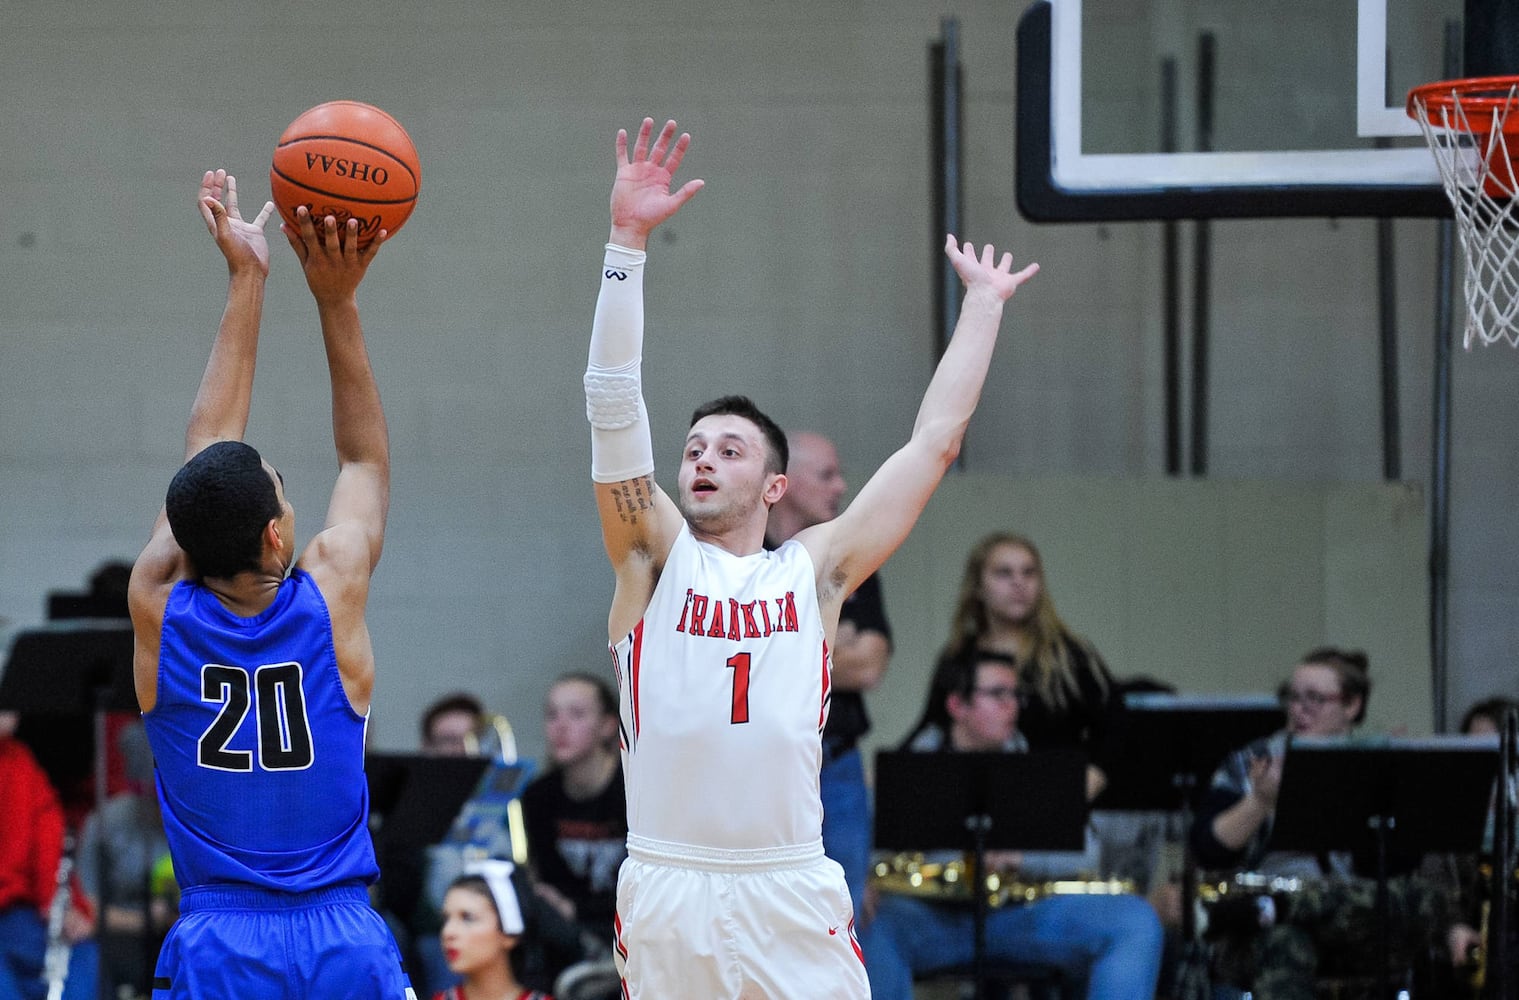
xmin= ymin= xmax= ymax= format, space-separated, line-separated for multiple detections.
xmin=762 ymin=472 xmax=788 ymax=506
xmin=263 ymin=518 xmax=283 ymax=554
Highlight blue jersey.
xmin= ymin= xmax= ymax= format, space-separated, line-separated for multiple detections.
xmin=143 ymin=569 xmax=378 ymax=891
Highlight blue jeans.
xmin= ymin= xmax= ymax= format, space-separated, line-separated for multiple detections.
xmin=819 ymin=746 xmax=871 ymax=919
xmin=861 ymin=891 xmax=1164 ymax=1000
xmin=0 ymin=906 xmax=99 ymax=1000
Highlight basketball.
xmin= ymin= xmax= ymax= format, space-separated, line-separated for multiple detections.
xmin=270 ymin=101 xmax=420 ymax=247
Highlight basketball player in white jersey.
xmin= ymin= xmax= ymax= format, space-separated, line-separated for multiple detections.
xmin=583 ymin=118 xmax=1039 ymax=1000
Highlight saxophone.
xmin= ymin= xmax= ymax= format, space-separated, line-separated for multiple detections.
xmin=871 ymin=853 xmax=1134 ymax=908
xmin=42 ymin=833 xmax=75 ymax=1000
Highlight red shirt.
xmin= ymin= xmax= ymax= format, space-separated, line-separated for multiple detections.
xmin=0 ymin=736 xmax=65 ymax=915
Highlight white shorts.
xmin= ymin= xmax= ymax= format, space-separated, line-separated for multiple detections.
xmin=613 ymin=835 xmax=870 ymax=999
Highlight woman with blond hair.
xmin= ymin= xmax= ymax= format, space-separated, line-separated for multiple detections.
xmin=916 ymin=532 xmax=1116 ymax=798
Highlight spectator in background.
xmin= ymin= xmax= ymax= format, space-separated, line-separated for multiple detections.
xmin=0 ymin=709 xmax=97 ymax=1000
xmin=384 ymin=691 xmax=490 ymax=998
xmin=422 ymin=693 xmax=487 ymax=758
xmin=764 ymin=430 xmax=892 ymax=918
xmin=863 ymin=650 xmax=1163 ymax=999
xmin=929 ymin=532 xmax=1116 ymax=801
xmin=1191 ymin=648 xmax=1469 ymax=999
xmin=76 ymin=720 xmax=174 ymax=999
xmin=520 ymin=673 xmax=627 ymax=953
xmin=1461 ymin=695 xmax=1519 ymax=737
xmin=434 ymin=863 xmax=555 ymax=1000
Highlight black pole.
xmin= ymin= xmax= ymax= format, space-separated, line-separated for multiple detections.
xmin=1161 ymin=57 xmax=1183 ymax=476
xmin=1493 ymin=708 xmax=1518 ymax=1000
xmin=968 ymin=813 xmax=991 ymax=1000
xmin=1374 ymin=814 xmax=1393 ymax=1000
xmin=1190 ymin=33 xmax=1215 ymax=477
xmin=930 ymin=18 xmax=964 ymax=466
xmin=1430 ymin=21 xmax=1461 ymax=737
xmin=1376 ymin=209 xmax=1401 ymax=481
xmin=1376 ymin=45 xmax=1403 ymax=481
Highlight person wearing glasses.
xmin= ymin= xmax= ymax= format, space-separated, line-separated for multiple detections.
xmin=1190 ymin=648 xmax=1464 ymax=999
xmin=862 ymin=649 xmax=1164 ymax=1000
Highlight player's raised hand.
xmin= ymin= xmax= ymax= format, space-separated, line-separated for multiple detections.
xmin=610 ymin=118 xmax=705 ymax=246
xmin=282 ymin=206 xmax=387 ymax=306
xmin=198 ymin=169 xmax=275 ymax=277
xmin=944 ymin=235 xmax=1039 ymax=302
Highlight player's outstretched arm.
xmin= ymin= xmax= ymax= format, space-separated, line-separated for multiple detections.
xmin=183 ymin=169 xmax=276 ymax=459
xmin=806 ymin=236 xmax=1039 ymax=600
xmin=587 ymin=119 xmax=701 ymax=635
xmin=284 ymin=209 xmax=391 ymax=577
xmin=129 ymin=171 xmax=276 ymax=708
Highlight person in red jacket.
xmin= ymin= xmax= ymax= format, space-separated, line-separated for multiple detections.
xmin=0 ymin=710 xmax=97 ymax=1000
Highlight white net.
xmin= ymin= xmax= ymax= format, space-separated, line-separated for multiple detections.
xmin=1410 ymin=81 xmax=1519 ymax=348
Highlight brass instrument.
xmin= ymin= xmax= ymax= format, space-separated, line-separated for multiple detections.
xmin=871 ymin=853 xmax=1134 ymax=908
xmin=1465 ymin=861 xmax=1519 ymax=995
xmin=1195 ymin=870 xmax=1304 ymax=906
xmin=464 ymin=713 xmax=530 ymax=866
xmin=1193 ymin=871 xmax=1304 ymax=938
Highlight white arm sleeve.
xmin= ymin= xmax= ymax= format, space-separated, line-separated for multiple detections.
xmin=585 ymin=243 xmax=657 ymax=483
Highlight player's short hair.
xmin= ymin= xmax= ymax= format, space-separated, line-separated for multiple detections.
xmin=689 ymin=396 xmax=789 ymax=476
xmin=165 ymin=441 xmax=281 ymax=579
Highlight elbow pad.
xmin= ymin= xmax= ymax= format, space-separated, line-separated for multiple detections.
xmin=586 ymin=244 xmax=655 ymax=482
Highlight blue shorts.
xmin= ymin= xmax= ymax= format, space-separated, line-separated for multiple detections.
xmin=151 ymin=883 xmax=415 ymax=1000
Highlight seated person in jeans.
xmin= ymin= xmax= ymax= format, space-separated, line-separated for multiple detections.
xmin=859 ymin=650 xmax=1163 ymax=1000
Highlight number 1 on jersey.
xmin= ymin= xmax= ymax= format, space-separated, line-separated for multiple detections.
xmin=726 ymin=652 xmax=751 ymax=724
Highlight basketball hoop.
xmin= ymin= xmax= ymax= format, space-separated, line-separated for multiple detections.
xmin=1408 ymin=75 xmax=1519 ymax=348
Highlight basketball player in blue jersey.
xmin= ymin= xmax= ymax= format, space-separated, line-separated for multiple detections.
xmin=583 ymin=119 xmax=1040 ymax=999
xmin=127 ymin=170 xmax=413 ymax=999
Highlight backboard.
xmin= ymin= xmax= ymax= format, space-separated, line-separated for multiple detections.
xmin=1016 ymin=0 xmax=1465 ymax=220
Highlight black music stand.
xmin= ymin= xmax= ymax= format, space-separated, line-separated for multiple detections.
xmin=1271 ymin=736 xmax=1498 ymax=999
xmin=0 ymin=623 xmax=138 ymax=803
xmin=1095 ymin=693 xmax=1284 ymax=812
xmin=1094 ymin=693 xmax=1284 ymax=945
xmin=1 ymin=624 xmax=137 ymax=1000
xmin=874 ymin=749 xmax=1086 ymax=1000
xmin=365 ymin=753 xmax=495 ymax=848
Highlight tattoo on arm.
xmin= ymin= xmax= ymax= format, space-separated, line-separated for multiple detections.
xmin=613 ymin=477 xmax=656 ymax=525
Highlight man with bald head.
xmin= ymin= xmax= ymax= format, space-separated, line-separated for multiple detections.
xmin=766 ymin=430 xmax=893 ymax=918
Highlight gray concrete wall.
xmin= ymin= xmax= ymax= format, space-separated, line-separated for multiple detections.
xmin=2 ymin=1 xmax=1513 ymax=758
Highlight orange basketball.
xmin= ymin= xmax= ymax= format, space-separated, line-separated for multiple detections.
xmin=270 ymin=101 xmax=420 ymax=247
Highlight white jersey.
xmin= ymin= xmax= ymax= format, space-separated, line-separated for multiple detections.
xmin=611 ymin=523 xmax=831 ymax=852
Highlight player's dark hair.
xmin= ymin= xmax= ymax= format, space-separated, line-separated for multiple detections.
xmin=689 ymin=395 xmax=789 ymax=476
xmin=165 ymin=441 xmax=281 ymax=579
xmin=1299 ymin=646 xmax=1372 ymax=723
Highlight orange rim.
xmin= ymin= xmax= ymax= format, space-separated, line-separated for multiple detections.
xmin=1408 ymin=75 xmax=1519 ymax=132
